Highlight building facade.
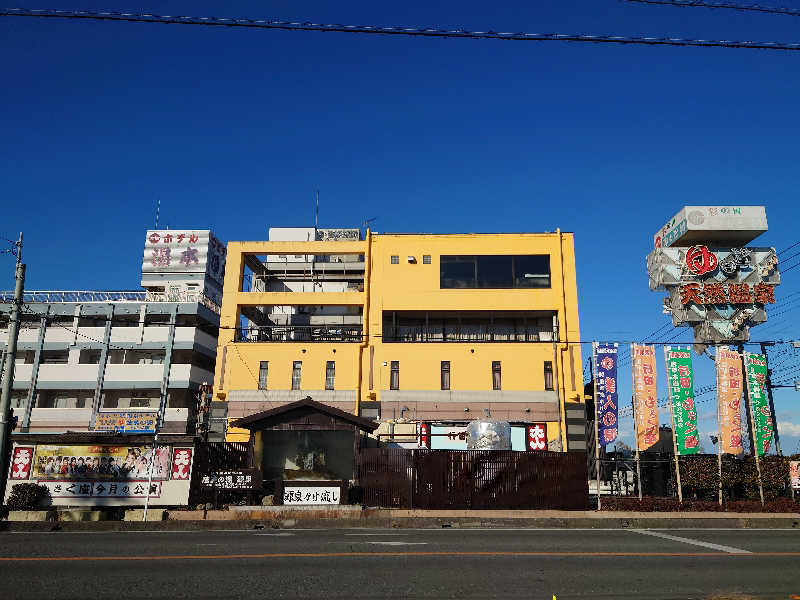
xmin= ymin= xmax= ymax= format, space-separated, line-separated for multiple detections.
xmin=1 ymin=229 xmax=225 ymax=506
xmin=215 ymin=229 xmax=585 ymax=451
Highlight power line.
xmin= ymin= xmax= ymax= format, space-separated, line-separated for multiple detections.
xmin=778 ymin=240 xmax=800 ymax=255
xmin=3 ymin=8 xmax=800 ymax=51
xmin=624 ymin=0 xmax=800 ymax=17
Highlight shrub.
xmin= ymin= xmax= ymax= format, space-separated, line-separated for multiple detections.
xmin=5 ymin=483 xmax=51 ymax=510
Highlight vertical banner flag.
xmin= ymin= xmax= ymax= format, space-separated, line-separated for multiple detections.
xmin=665 ymin=346 xmax=700 ymax=455
xmin=716 ymin=347 xmax=744 ymax=455
xmin=744 ymin=352 xmax=774 ymax=457
xmin=595 ymin=343 xmax=619 ymax=447
xmin=632 ymin=344 xmax=659 ymax=451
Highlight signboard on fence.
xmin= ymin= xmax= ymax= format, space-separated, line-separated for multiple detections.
xmin=790 ymin=461 xmax=800 ymax=490
xmin=594 ymin=343 xmax=619 ymax=447
xmin=282 ymin=486 xmax=341 ymax=505
xmin=665 ymin=347 xmax=700 ymax=455
xmin=200 ymin=469 xmax=262 ymax=490
xmin=744 ymin=352 xmax=774 ymax=457
xmin=94 ymin=411 xmax=158 ymax=434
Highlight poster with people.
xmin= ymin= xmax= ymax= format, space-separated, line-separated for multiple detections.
xmin=32 ymin=445 xmax=172 ymax=480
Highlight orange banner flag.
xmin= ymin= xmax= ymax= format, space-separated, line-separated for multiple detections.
xmin=632 ymin=344 xmax=660 ymax=451
xmin=716 ymin=346 xmax=743 ymax=455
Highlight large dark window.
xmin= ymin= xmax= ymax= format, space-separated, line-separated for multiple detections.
xmin=440 ymin=255 xmax=550 ymax=289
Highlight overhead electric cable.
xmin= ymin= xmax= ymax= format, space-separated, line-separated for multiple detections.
xmin=3 ymin=8 xmax=800 ymax=51
xmin=624 ymin=0 xmax=800 ymax=17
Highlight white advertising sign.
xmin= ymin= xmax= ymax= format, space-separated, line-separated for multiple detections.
xmin=282 ymin=486 xmax=340 ymax=505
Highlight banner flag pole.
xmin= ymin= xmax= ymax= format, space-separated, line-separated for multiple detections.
xmin=743 ymin=350 xmax=766 ymax=507
xmin=664 ymin=346 xmax=683 ymax=504
xmin=715 ymin=345 xmax=724 ymax=508
xmin=592 ymin=341 xmax=601 ymax=511
xmin=630 ymin=343 xmax=643 ymax=502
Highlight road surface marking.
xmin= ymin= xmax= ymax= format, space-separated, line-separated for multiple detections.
xmin=630 ymin=529 xmax=751 ymax=554
xmin=345 ymin=533 xmax=408 ymax=536
xmin=2 ymin=551 xmax=797 ymax=562
xmin=367 ymin=542 xmax=428 ymax=546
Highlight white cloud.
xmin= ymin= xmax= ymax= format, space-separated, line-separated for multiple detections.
xmin=778 ymin=421 xmax=800 ymax=437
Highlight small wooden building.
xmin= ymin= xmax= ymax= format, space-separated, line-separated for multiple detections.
xmin=231 ymin=397 xmax=378 ymax=504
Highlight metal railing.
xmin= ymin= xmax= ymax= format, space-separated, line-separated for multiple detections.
xmin=383 ymin=327 xmax=553 ymax=343
xmin=0 ymin=290 xmax=220 ymax=314
xmin=235 ymin=325 xmax=363 ymax=343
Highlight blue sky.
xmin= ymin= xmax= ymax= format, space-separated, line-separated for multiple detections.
xmin=2 ymin=1 xmax=799 ymax=452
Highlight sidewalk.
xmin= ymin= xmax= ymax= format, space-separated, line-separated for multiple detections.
xmin=2 ymin=506 xmax=799 ymax=531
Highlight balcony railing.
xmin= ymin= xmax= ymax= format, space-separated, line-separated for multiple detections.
xmin=235 ymin=325 xmax=363 ymax=343
xmin=383 ymin=327 xmax=554 ymax=343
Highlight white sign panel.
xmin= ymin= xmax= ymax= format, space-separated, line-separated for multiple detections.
xmin=282 ymin=486 xmax=340 ymax=505
xmin=142 ymin=230 xmax=227 ymax=287
xmin=38 ymin=480 xmax=162 ymax=498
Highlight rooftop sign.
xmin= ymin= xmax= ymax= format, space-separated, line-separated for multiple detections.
xmin=653 ymin=206 xmax=767 ymax=250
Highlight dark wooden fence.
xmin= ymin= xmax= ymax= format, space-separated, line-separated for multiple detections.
xmin=357 ymin=448 xmax=588 ymax=510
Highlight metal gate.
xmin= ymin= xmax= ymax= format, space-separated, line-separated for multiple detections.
xmin=357 ymin=448 xmax=588 ymax=510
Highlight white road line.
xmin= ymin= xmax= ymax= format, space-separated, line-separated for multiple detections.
xmin=367 ymin=541 xmax=428 ymax=546
xmin=630 ymin=529 xmax=752 ymax=554
xmin=345 ymin=533 xmax=408 ymax=536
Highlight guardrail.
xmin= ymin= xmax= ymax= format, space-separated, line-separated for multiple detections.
xmin=0 ymin=290 xmax=221 ymax=314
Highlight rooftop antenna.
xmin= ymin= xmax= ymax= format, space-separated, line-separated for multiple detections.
xmin=155 ymin=198 xmax=161 ymax=229
xmin=315 ymin=190 xmax=319 ymax=230
xmin=362 ymin=217 xmax=376 ymax=231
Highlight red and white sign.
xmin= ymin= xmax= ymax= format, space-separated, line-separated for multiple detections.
xmin=419 ymin=422 xmax=430 ymax=449
xmin=10 ymin=447 xmax=34 ymax=479
xmin=526 ymin=423 xmax=548 ymax=451
xmin=170 ymin=448 xmax=193 ymax=480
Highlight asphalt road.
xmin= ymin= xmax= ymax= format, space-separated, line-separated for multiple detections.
xmin=0 ymin=528 xmax=799 ymax=600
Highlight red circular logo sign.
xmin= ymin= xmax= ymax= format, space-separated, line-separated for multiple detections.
xmin=685 ymin=245 xmax=718 ymax=276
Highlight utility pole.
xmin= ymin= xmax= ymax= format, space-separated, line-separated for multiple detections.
xmin=0 ymin=233 xmax=25 ymax=501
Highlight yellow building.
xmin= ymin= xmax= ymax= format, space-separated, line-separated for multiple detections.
xmin=214 ymin=228 xmax=585 ymax=450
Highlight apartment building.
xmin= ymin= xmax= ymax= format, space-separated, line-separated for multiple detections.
xmin=215 ymin=228 xmax=586 ymax=451
xmin=0 ymin=230 xmax=224 ymax=434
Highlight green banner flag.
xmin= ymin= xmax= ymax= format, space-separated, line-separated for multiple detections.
xmin=744 ymin=352 xmax=774 ymax=457
xmin=665 ymin=347 xmax=700 ymax=455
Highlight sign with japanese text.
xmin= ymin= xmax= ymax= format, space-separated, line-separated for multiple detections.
xmin=594 ymin=343 xmax=619 ymax=447
xmin=716 ymin=347 xmax=743 ymax=455
xmin=647 ymin=243 xmax=780 ymax=344
xmin=664 ymin=347 xmax=700 ymax=455
xmin=201 ymin=469 xmax=262 ymax=490
xmin=790 ymin=461 xmax=800 ymax=490
xmin=430 ymin=425 xmax=467 ymax=450
xmin=526 ymin=423 xmax=548 ymax=451
xmin=283 ymin=486 xmax=340 ymax=505
xmin=10 ymin=447 xmax=34 ymax=479
xmin=170 ymin=448 xmax=193 ymax=480
xmin=632 ymin=344 xmax=659 ymax=451
xmin=39 ymin=480 xmax=161 ymax=498
xmin=744 ymin=352 xmax=773 ymax=457
xmin=142 ymin=230 xmax=227 ymax=287
xmin=32 ymin=445 xmax=172 ymax=480
xmin=94 ymin=411 xmax=158 ymax=434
